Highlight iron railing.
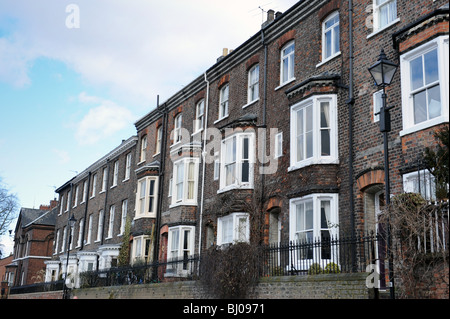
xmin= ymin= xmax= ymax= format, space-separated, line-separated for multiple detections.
xmin=9 ymin=280 xmax=64 ymax=295
xmin=78 ymin=255 xmax=199 ymax=288
xmin=260 ymin=232 xmax=381 ymax=277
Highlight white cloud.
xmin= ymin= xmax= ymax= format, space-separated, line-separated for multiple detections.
xmin=75 ymin=96 xmax=135 ymax=145
xmin=0 ymin=0 xmax=297 ymax=104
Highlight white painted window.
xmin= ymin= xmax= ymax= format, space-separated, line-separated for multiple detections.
xmin=73 ymin=185 xmax=79 ymax=207
xmin=373 ymin=0 xmax=397 ymax=31
xmin=171 ymin=158 xmax=199 ymax=206
xmin=102 ymin=167 xmax=108 ymax=192
xmin=400 ymin=36 xmax=449 ymax=136
xmin=248 ymin=64 xmax=260 ymax=103
xmin=155 ymin=126 xmax=162 ymax=155
xmin=119 ymin=199 xmax=128 ymax=235
xmin=96 ymin=210 xmax=104 ymax=242
xmin=219 ymin=132 xmax=255 ymax=192
xmin=140 ymin=135 xmax=147 ymax=162
xmin=403 ymin=170 xmax=436 ymax=201
xmin=275 ymin=132 xmax=283 ymax=158
xmin=195 ymin=100 xmax=205 ymax=133
xmin=107 ymin=205 xmax=115 ymax=239
xmin=112 ymin=160 xmax=119 ymax=187
xmin=280 ymin=41 xmax=295 ymax=85
xmin=290 ymin=95 xmax=338 ymax=170
xmin=86 ymin=214 xmax=93 ymax=245
xmin=77 ymin=218 xmax=84 ymax=247
xmin=217 ymin=213 xmax=250 ymax=246
xmin=90 ymin=174 xmax=97 ymax=198
xmin=136 ymin=176 xmax=159 ymax=218
xmin=125 ymin=153 xmax=131 ymax=180
xmin=219 ymin=84 xmax=229 ymax=120
xmin=322 ymin=12 xmax=340 ymax=61
xmin=174 ymin=114 xmax=183 ymax=144
xmin=289 ymin=194 xmax=339 ymax=267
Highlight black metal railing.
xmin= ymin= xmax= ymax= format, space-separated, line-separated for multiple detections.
xmin=9 ymin=280 xmax=64 ymax=295
xmin=260 ymin=232 xmax=381 ymax=277
xmin=78 ymin=255 xmax=200 ymax=288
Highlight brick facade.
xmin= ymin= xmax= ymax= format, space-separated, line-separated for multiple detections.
xmin=35 ymin=0 xmax=449 ymax=294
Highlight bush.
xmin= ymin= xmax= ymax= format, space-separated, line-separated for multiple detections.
xmin=308 ymin=263 xmax=322 ymax=275
xmin=324 ymin=262 xmax=340 ymax=274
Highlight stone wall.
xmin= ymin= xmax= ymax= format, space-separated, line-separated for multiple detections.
xmin=70 ymin=274 xmax=370 ymax=299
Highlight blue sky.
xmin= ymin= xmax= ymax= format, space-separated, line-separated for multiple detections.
xmin=0 ymin=0 xmax=296 ymax=255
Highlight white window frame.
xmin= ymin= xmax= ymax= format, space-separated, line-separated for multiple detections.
xmin=124 ymin=153 xmax=131 ymax=181
xmin=275 ymin=132 xmax=283 ymax=158
xmin=219 ymin=84 xmax=229 ymax=120
xmin=96 ymin=210 xmax=104 ymax=242
xmin=65 ymin=191 xmax=70 ymax=212
xmin=322 ymin=11 xmax=340 ymax=62
xmin=400 ymin=36 xmax=449 ymax=136
xmin=219 ymin=132 xmax=255 ymax=193
xmin=119 ymin=199 xmax=128 ymax=235
xmin=82 ymin=180 xmax=87 ymax=203
xmin=86 ymin=214 xmax=93 ymax=245
xmin=373 ymin=89 xmax=383 ymax=123
xmin=170 ymin=158 xmax=199 ymax=207
xmin=373 ymin=0 xmax=398 ymax=32
xmin=107 ymin=205 xmax=115 ymax=239
xmin=248 ymin=64 xmax=260 ymax=104
xmin=131 ymin=235 xmax=151 ymax=263
xmin=112 ymin=160 xmax=119 ymax=187
xmin=280 ymin=41 xmax=295 ymax=85
xmin=77 ymin=218 xmax=84 ymax=247
xmin=90 ymin=174 xmax=97 ymax=198
xmin=166 ymin=226 xmax=195 ymax=276
xmin=289 ymin=194 xmax=339 ymax=268
xmin=73 ymin=185 xmax=79 ymax=208
xmin=289 ymin=94 xmax=338 ymax=171
xmin=101 ymin=167 xmax=107 ymax=192
xmin=140 ymin=135 xmax=147 ymax=162
xmin=174 ymin=114 xmax=183 ymax=145
xmin=59 ymin=195 xmax=64 ymax=216
xmin=135 ymin=176 xmax=159 ymax=219
xmin=194 ymin=99 xmax=205 ymax=133
xmin=213 ymin=152 xmax=220 ymax=181
xmin=403 ymin=169 xmax=436 ymax=201
xmin=217 ymin=213 xmax=250 ymax=246
xmin=155 ymin=126 xmax=162 ymax=156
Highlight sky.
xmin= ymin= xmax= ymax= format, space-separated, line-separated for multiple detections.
xmin=0 ymin=0 xmax=298 ymax=256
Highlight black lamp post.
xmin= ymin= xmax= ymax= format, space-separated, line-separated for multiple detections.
xmin=368 ymin=49 xmax=398 ymax=299
xmin=63 ymin=214 xmax=77 ymax=299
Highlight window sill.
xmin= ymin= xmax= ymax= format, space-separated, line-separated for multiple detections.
xmin=288 ymin=158 xmax=339 ymax=172
xmin=316 ymin=51 xmax=341 ymax=68
xmin=169 ymin=201 xmax=198 ymax=209
xmin=217 ymin=184 xmax=253 ymax=194
xmin=134 ymin=213 xmax=157 ymax=220
xmin=367 ymin=18 xmax=400 ymax=39
xmin=400 ymin=116 xmax=449 ymax=137
xmin=242 ymin=98 xmax=259 ymax=109
xmin=275 ymin=78 xmax=296 ymax=91
xmin=214 ymin=115 xmax=229 ymax=125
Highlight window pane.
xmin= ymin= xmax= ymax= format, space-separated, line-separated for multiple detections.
xmin=334 ymin=24 xmax=340 ymax=53
xmin=410 ymin=56 xmax=424 ymax=91
xmin=282 ymin=57 xmax=289 ymax=82
xmin=305 ymin=201 xmax=313 ymax=230
xmin=428 ymin=84 xmax=441 ymax=119
xmin=320 ymin=102 xmax=331 ymax=156
xmin=424 ymin=49 xmax=439 ymax=85
xmin=296 ymin=204 xmax=304 ymax=232
xmin=325 ymin=30 xmax=332 ymax=58
xmin=413 ymin=90 xmax=427 ymax=124
xmin=237 ymin=217 xmax=248 ymax=242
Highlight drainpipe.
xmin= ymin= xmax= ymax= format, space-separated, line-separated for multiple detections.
xmin=347 ymin=0 xmax=357 ymax=270
xmin=153 ymin=96 xmax=166 ymax=269
xmin=198 ymin=72 xmax=210 ymax=258
xmin=80 ymin=172 xmax=92 ymax=250
xmin=260 ymin=27 xmax=268 ymax=245
xmin=100 ymin=160 xmax=110 ymax=246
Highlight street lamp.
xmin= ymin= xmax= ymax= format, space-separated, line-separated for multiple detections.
xmin=63 ymin=214 xmax=77 ymax=299
xmin=368 ymin=49 xmax=398 ymax=299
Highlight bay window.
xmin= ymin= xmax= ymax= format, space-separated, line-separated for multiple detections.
xmin=219 ymin=132 xmax=255 ymax=192
xmin=290 ymin=95 xmax=338 ymax=170
xmin=400 ymin=36 xmax=449 ymax=136
xmin=217 ymin=213 xmax=250 ymax=246
xmin=171 ymin=158 xmax=199 ymax=206
xmin=167 ymin=226 xmax=195 ymax=275
xmin=289 ymin=194 xmax=339 ymax=267
xmin=135 ymin=176 xmax=159 ymax=218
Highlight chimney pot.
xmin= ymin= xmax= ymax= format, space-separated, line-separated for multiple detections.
xmin=267 ymin=9 xmax=275 ymax=21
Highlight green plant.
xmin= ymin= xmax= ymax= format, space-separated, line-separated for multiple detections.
xmin=308 ymin=263 xmax=322 ymax=275
xmin=324 ymin=262 xmax=340 ymax=274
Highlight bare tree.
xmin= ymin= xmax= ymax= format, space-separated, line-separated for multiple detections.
xmin=0 ymin=178 xmax=19 ymax=236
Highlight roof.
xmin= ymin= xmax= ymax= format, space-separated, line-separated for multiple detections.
xmin=17 ymin=207 xmax=57 ymax=230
